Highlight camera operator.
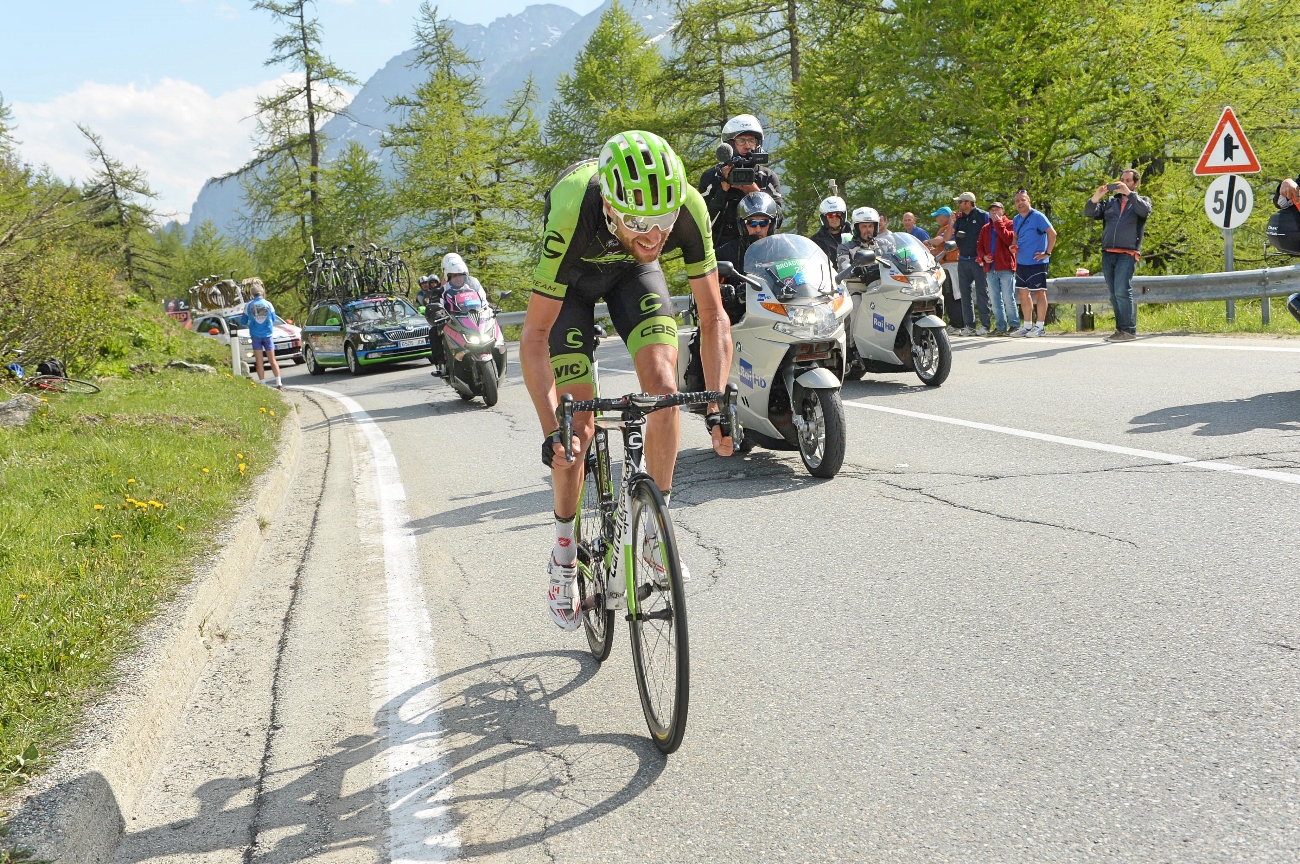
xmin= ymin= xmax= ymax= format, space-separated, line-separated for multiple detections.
xmin=698 ymin=114 xmax=783 ymax=250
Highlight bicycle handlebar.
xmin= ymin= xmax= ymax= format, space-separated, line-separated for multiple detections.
xmin=556 ymin=384 xmax=741 ymax=463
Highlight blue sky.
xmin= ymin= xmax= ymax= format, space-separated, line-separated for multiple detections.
xmin=2 ymin=0 xmax=599 ymax=217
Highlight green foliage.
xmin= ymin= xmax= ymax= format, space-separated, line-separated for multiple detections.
xmin=0 ymin=249 xmax=124 ymax=374
xmin=386 ymin=2 xmax=542 ymax=292
xmin=320 ymin=141 xmax=395 ymax=247
xmin=0 ymin=372 xmax=282 ymax=795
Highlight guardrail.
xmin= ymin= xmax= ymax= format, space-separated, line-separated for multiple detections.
xmin=494 ymin=263 xmax=1300 ymax=329
xmin=496 ymin=295 xmax=692 ymax=327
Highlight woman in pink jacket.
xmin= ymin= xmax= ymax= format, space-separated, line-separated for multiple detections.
xmin=976 ymin=201 xmax=1019 ymax=334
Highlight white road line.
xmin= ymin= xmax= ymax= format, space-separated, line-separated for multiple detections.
xmin=294 ymin=386 xmax=459 ymax=860
xmin=844 ymin=400 xmax=1300 ymax=486
xmin=961 ymin=336 xmax=1300 ymax=353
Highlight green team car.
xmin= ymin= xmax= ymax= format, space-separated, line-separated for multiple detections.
xmin=301 ymin=296 xmax=432 ymax=375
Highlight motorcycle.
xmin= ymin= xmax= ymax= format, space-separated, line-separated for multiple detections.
xmin=840 ymin=232 xmax=954 ymax=387
xmin=677 ymin=234 xmax=851 ymax=478
xmin=429 ymin=286 xmax=511 ymax=407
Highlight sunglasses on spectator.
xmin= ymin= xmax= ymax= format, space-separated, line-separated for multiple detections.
xmin=746 ymin=218 xmax=771 ymax=228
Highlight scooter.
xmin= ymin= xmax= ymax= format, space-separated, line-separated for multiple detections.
xmin=677 ymin=234 xmax=851 ymax=478
xmin=432 ymin=286 xmax=511 ymax=407
xmin=841 ymin=233 xmax=954 ymax=386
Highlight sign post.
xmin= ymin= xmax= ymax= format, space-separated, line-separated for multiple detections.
xmin=1194 ymin=106 xmax=1260 ymax=324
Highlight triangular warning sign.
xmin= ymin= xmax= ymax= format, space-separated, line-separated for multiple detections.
xmin=1194 ymin=106 xmax=1260 ymax=176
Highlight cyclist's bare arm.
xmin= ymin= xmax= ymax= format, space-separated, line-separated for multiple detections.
xmin=521 ymin=292 xmax=567 ymax=438
xmin=688 ymin=270 xmax=735 ymax=456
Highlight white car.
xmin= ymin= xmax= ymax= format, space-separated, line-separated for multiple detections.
xmin=193 ymin=309 xmax=304 ymax=365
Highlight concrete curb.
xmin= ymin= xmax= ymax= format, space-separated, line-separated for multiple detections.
xmin=2 ymin=399 xmax=304 ymax=863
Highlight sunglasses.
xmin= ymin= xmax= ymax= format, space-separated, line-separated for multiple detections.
xmin=610 ymin=208 xmax=679 ymax=234
xmin=746 ymin=218 xmax=771 ymax=228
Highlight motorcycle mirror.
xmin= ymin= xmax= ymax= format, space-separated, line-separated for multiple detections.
xmin=498 ymin=290 xmax=513 ymax=300
xmin=715 ymin=142 xmax=734 ymax=164
xmin=716 ymin=260 xmax=738 ymax=278
xmin=943 ymin=240 xmax=957 ymax=253
xmin=852 ymin=248 xmax=877 ymax=266
xmin=594 ymin=324 xmax=607 ymax=338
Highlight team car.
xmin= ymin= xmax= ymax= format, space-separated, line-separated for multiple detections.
xmin=301 ymin=296 xmax=432 ymax=375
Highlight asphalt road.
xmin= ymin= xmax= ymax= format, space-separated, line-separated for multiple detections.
xmin=117 ymin=332 xmax=1300 ymax=862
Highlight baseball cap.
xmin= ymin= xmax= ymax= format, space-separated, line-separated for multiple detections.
xmin=953 ymin=192 xmax=977 ymax=203
xmin=930 ymin=206 xmax=953 ymax=217
xmin=989 ymin=201 xmax=1004 ymax=209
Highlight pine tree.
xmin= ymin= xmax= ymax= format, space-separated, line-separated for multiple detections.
xmin=77 ymin=124 xmax=164 ymax=295
xmin=320 ymin=141 xmax=394 ymax=247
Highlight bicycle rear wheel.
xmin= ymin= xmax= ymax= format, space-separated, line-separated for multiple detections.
xmin=28 ymin=376 xmax=100 ymax=394
xmin=577 ymin=440 xmax=615 ymax=662
xmin=627 ymin=477 xmax=689 ymax=753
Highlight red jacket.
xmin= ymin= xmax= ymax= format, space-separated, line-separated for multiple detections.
xmin=976 ymin=216 xmax=1017 ymax=272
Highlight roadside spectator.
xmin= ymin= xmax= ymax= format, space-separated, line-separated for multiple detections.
xmin=1085 ymin=169 xmax=1151 ymax=342
xmin=241 ymin=283 xmax=282 ymax=389
xmin=1273 ymin=175 xmax=1300 ymax=325
xmin=902 ymin=212 xmax=930 ymax=242
xmin=952 ymin=192 xmax=991 ymax=335
xmin=977 ymin=201 xmax=1019 ymax=334
xmin=929 ymin=206 xmax=964 ymax=331
xmin=1011 ymin=189 xmax=1057 ymax=337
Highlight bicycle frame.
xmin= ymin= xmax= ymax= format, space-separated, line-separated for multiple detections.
xmin=585 ymin=413 xmax=650 ymax=613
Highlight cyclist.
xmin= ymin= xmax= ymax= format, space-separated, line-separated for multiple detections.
xmin=523 ymin=130 xmax=735 ymax=631
xmin=809 ymin=195 xmax=847 ymax=264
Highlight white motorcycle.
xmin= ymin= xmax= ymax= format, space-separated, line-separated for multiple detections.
xmin=677 ymin=234 xmax=851 ymax=478
xmin=840 ymin=232 xmax=953 ymax=387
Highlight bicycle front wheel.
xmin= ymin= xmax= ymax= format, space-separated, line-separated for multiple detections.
xmin=627 ymin=478 xmax=689 ymax=753
xmin=29 ymin=376 xmax=100 ymax=394
xmin=577 ymin=442 xmax=615 ymax=661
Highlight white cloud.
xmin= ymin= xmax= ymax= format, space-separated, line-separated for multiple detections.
xmin=11 ymin=76 xmax=300 ymax=222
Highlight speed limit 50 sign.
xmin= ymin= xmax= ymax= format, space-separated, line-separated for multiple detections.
xmin=1204 ymin=173 xmax=1253 ymax=230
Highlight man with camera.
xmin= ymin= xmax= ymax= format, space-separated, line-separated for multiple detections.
xmin=698 ymin=114 xmax=783 ymax=251
xmin=1085 ymin=168 xmax=1150 ymax=342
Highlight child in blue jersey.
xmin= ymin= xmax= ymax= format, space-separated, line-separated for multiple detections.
xmin=243 ymin=284 xmax=282 ymax=389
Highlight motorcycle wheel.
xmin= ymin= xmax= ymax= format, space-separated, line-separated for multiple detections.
xmin=480 ymin=360 xmax=499 ymax=407
xmin=496 ymin=343 xmax=508 ymax=379
xmin=305 ymin=345 xmax=324 ymax=376
xmin=912 ymin=327 xmax=952 ymax=387
xmin=796 ymin=388 xmax=846 ymax=479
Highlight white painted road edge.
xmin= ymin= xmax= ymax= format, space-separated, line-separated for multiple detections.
xmin=845 ymin=400 xmax=1300 ymax=487
xmin=294 ymin=386 xmax=459 ymax=861
xmin=962 ymin=335 xmax=1300 ymax=353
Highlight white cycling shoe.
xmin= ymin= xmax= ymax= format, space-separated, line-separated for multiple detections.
xmin=641 ymin=520 xmax=690 ymax=586
xmin=546 ymin=556 xmax=581 ymax=632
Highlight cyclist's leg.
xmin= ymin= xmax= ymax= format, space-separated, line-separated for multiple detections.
xmin=547 ymin=294 xmax=599 ymax=522
xmin=606 ymin=263 xmax=679 ymax=493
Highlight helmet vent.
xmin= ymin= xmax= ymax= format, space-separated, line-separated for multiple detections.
xmin=623 ymin=154 xmax=639 ymax=183
xmin=648 ymin=174 xmax=660 ymax=209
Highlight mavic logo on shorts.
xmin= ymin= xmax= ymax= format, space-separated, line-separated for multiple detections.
xmin=639 ymin=293 xmax=663 ymax=315
xmin=542 ymin=230 xmax=566 ymax=260
xmin=551 ymin=354 xmax=592 ymax=385
xmin=565 ymin=328 xmax=584 ymax=349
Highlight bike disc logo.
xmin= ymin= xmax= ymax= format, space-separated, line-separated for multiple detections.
xmin=565 ymin=328 xmax=584 ymax=348
xmin=639 ymin=294 xmax=663 ymax=314
xmin=626 ymin=430 xmax=644 ymax=450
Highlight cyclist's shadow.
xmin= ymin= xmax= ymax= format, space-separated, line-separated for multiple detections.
xmin=381 ymin=648 xmax=667 ymax=858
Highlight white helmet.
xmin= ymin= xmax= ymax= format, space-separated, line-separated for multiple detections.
xmin=441 ymin=252 xmax=468 ymax=279
xmin=851 ymin=206 xmax=881 ymax=240
xmin=818 ymin=196 xmax=847 ymax=230
xmin=721 ymin=114 xmax=764 ymax=146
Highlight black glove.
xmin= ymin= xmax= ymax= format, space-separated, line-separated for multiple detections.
xmin=541 ymin=430 xmax=563 ymax=468
xmin=705 ymin=411 xmax=732 ymax=439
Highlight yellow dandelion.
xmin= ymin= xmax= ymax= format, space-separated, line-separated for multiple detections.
xmin=93 ymin=504 xmax=104 ymax=511
xmin=237 ymin=453 xmax=244 ymax=459
xmin=149 ymin=501 xmax=162 ymax=508
xmin=269 ymin=410 xmax=275 ymax=416
xmin=201 ymin=467 xmax=209 ymax=473
xmin=177 ymin=525 xmax=185 ymax=531
xmin=111 ymin=534 xmax=122 ymax=539
xmin=40 ymin=397 xmax=47 ymax=403
xmin=127 ymin=478 xmax=136 ymax=484
xmin=260 ymin=407 xmax=267 ymax=414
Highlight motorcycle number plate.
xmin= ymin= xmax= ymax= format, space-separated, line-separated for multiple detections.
xmin=398 ymin=338 xmax=428 ymax=348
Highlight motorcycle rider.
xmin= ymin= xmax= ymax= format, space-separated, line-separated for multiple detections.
xmin=697 ymin=114 xmax=783 ymax=251
xmin=416 ymin=273 xmax=442 ymax=310
xmin=810 ymin=196 xmax=847 ymax=263
xmin=836 ymin=207 xmax=888 ymax=282
xmin=430 ymin=253 xmax=487 ymax=377
xmin=715 ymin=191 xmax=780 ymax=323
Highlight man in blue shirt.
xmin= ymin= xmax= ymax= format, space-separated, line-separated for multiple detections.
xmin=1011 ymin=189 xmax=1057 ymax=337
xmin=242 ymin=284 xmax=282 ymax=389
xmin=901 ymin=212 xmax=930 ymax=242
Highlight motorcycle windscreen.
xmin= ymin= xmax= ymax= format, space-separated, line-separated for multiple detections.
xmin=743 ymin=234 xmax=835 ymax=301
xmin=872 ymin=231 xmax=937 ymax=274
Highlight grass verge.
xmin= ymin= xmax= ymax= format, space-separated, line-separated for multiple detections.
xmin=0 ymin=371 xmax=283 ymax=796
xmin=1047 ymin=298 xmax=1300 ymax=336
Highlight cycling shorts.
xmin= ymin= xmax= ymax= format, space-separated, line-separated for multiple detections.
xmin=548 ymin=261 xmax=678 ymax=388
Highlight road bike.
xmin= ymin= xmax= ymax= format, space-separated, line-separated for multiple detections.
xmin=559 ymin=373 xmax=739 ymax=754
xmin=4 ymin=359 xmax=100 ymax=394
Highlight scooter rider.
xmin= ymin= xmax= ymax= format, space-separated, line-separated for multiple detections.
xmin=715 ymin=191 xmax=780 ymax=323
xmin=430 ymin=254 xmax=487 ymax=377
xmin=836 ymin=207 xmax=887 ymax=283
xmin=698 ymin=114 xmax=783 ymax=251
xmin=810 ymin=196 xmax=847 ymax=264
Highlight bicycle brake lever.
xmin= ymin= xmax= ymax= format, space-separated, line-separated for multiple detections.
xmin=559 ymin=394 xmax=575 ymax=463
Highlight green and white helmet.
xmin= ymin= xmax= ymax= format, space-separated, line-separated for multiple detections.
xmin=597 ymin=130 xmax=685 ymax=218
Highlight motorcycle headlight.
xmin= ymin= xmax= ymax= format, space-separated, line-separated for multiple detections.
xmin=901 ymin=272 xmax=941 ymax=297
xmin=773 ymin=300 xmax=838 ymax=338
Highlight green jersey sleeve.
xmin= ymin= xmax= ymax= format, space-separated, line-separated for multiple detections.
xmin=533 ymin=161 xmax=598 ymax=299
xmin=670 ymin=185 xmax=718 ymax=279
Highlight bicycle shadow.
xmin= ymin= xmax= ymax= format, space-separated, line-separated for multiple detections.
xmin=116 ymin=651 xmax=664 ymax=862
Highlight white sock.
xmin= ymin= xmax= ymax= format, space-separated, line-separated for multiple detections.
xmin=1036 ymin=320 xmax=1046 ymax=328
xmin=553 ymin=513 xmax=576 ymax=566
xmin=274 ymin=375 xmax=282 ymax=386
